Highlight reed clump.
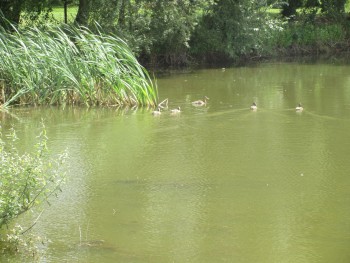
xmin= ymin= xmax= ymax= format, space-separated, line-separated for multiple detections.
xmin=0 ymin=23 xmax=158 ymax=108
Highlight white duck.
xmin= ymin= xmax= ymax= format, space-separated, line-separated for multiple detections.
xmin=192 ymin=96 xmax=209 ymax=106
xmin=250 ymin=102 xmax=257 ymax=111
xmin=170 ymin=106 xmax=181 ymax=114
xmin=296 ymin=103 xmax=303 ymax=112
xmin=152 ymin=107 xmax=161 ymax=116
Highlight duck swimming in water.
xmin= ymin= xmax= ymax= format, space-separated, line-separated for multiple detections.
xmin=250 ymin=102 xmax=257 ymax=111
xmin=192 ymin=96 xmax=209 ymax=106
xmin=296 ymin=103 xmax=303 ymax=112
xmin=170 ymin=106 xmax=181 ymax=114
xmin=152 ymin=107 xmax=161 ymax=116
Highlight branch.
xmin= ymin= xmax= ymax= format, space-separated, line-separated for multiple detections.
xmin=21 ymin=209 xmax=44 ymax=235
xmin=158 ymin=98 xmax=168 ymax=109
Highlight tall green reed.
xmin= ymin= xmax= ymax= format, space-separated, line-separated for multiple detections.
xmin=0 ymin=23 xmax=158 ymax=108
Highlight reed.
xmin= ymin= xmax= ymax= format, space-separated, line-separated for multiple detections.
xmin=0 ymin=22 xmax=158 ymax=108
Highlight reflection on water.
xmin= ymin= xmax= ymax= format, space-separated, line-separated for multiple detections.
xmin=1 ymin=62 xmax=350 ymax=262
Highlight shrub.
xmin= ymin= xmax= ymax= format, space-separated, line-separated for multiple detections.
xmin=0 ymin=123 xmax=67 ymax=232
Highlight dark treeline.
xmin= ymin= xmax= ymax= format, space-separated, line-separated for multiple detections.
xmin=1 ymin=0 xmax=350 ymax=67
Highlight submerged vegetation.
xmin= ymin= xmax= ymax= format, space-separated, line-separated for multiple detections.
xmin=0 ymin=22 xmax=158 ymax=108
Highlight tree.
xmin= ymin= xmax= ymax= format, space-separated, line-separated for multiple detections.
xmin=0 ymin=0 xmax=23 ymax=26
xmin=0 ymin=0 xmax=52 ymax=28
xmin=74 ymin=0 xmax=90 ymax=25
xmin=281 ymin=0 xmax=303 ymax=18
xmin=190 ymin=0 xmax=280 ymax=61
xmin=75 ymin=0 xmax=120 ymax=27
xmin=144 ymin=0 xmax=212 ymax=65
xmin=280 ymin=0 xmax=347 ymax=19
xmin=81 ymin=0 xmax=213 ymax=66
xmin=320 ymin=0 xmax=346 ymax=18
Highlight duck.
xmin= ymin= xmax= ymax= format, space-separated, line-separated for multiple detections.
xmin=170 ymin=106 xmax=181 ymax=114
xmin=296 ymin=103 xmax=303 ymax=112
xmin=192 ymin=96 xmax=209 ymax=106
xmin=250 ymin=102 xmax=257 ymax=111
xmin=152 ymin=107 xmax=161 ymax=116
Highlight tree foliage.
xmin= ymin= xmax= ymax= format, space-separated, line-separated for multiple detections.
xmin=143 ymin=0 xmax=213 ymax=65
xmin=190 ymin=0 xmax=284 ymax=61
xmin=0 ymin=0 xmax=53 ymax=27
xmin=73 ymin=0 xmax=213 ymax=66
xmin=1 ymin=0 xmax=349 ymax=66
xmin=281 ymin=0 xmax=347 ymax=19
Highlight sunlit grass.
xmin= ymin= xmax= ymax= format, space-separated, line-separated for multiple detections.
xmin=346 ymin=2 xmax=350 ymax=12
xmin=51 ymin=6 xmax=78 ymax=23
xmin=267 ymin=8 xmax=281 ymax=14
xmin=267 ymin=5 xmax=350 ymax=15
xmin=0 ymin=23 xmax=158 ymax=108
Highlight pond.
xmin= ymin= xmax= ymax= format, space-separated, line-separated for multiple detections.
xmin=2 ymin=61 xmax=350 ymax=262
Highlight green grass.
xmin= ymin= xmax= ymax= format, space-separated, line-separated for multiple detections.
xmin=267 ymin=8 xmax=281 ymax=14
xmin=267 ymin=4 xmax=350 ymax=16
xmin=0 ymin=22 xmax=158 ymax=108
xmin=51 ymin=6 xmax=78 ymax=23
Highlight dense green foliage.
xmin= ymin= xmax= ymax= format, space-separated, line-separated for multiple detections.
xmin=0 ymin=124 xmax=66 ymax=230
xmin=0 ymin=22 xmax=157 ymax=107
xmin=135 ymin=0 xmax=212 ymax=66
xmin=0 ymin=0 xmax=55 ymax=27
xmin=281 ymin=0 xmax=347 ymax=19
xmin=268 ymin=23 xmax=346 ymax=52
xmin=1 ymin=0 xmax=350 ymax=66
xmin=74 ymin=0 xmax=214 ymax=66
xmin=190 ymin=0 xmax=284 ymax=62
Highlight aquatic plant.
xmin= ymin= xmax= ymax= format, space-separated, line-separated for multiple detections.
xmin=0 ymin=22 xmax=158 ymax=108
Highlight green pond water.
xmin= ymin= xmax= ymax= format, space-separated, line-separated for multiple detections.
xmin=2 ymin=62 xmax=350 ymax=262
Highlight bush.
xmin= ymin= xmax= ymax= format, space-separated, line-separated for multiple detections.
xmin=0 ymin=123 xmax=67 ymax=232
xmin=266 ymin=22 xmax=346 ymax=49
xmin=190 ymin=0 xmax=285 ymax=62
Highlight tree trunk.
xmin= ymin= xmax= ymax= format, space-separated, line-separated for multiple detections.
xmin=64 ymin=0 xmax=68 ymax=24
xmin=117 ymin=0 xmax=125 ymax=27
xmin=0 ymin=0 xmax=23 ymax=28
xmin=75 ymin=0 xmax=90 ymax=26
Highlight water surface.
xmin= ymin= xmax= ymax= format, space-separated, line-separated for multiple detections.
xmin=2 ymin=62 xmax=350 ymax=263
